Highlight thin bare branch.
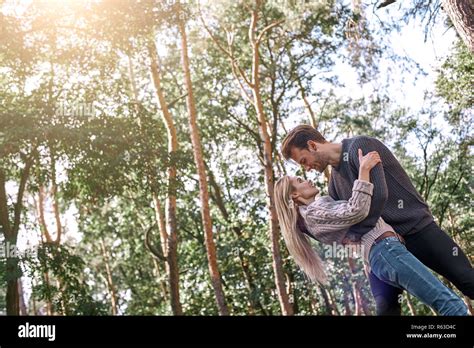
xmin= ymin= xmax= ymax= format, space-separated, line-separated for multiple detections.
xmin=199 ymin=7 xmax=254 ymax=101
xmin=256 ymin=19 xmax=285 ymax=45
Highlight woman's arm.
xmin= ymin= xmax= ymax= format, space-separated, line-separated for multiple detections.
xmin=348 ymin=139 xmax=388 ymax=237
xmin=358 ymin=148 xmax=381 ymax=182
xmin=301 ymin=151 xmax=381 ymax=243
xmin=302 ymin=180 xmax=373 ymax=244
xmin=305 ymin=179 xmax=374 ymax=227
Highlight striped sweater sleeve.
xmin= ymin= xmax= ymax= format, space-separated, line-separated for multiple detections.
xmin=301 ymin=180 xmax=374 ymax=244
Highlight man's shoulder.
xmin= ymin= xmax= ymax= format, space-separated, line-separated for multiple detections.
xmin=345 ymin=136 xmax=387 ymax=151
xmin=346 ymin=135 xmax=381 ymax=145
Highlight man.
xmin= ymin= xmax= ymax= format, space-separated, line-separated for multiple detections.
xmin=281 ymin=124 xmax=473 ymax=315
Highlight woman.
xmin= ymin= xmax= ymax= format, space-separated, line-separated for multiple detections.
xmin=274 ymin=149 xmax=468 ymax=315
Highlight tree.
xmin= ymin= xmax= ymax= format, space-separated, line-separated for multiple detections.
xmin=146 ymin=38 xmax=183 ymax=315
xmin=0 ymin=155 xmax=34 ymax=315
xmin=376 ymin=0 xmax=474 ymax=52
xmin=177 ymin=7 xmax=229 ymax=315
xmin=441 ymin=0 xmax=474 ymax=52
xmin=201 ymin=0 xmax=293 ymax=315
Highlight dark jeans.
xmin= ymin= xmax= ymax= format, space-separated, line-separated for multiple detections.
xmin=369 ymin=221 xmax=474 ymax=315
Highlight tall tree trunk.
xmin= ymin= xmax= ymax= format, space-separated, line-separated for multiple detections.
xmin=285 ymin=272 xmax=298 ymax=314
xmin=248 ymin=1 xmax=293 ymax=316
xmin=31 ymin=280 xmax=38 ymax=315
xmin=178 ymin=20 xmax=229 ymax=316
xmin=36 ymin=185 xmax=53 ymax=243
xmin=441 ymin=0 xmax=474 ymax=52
xmin=152 ymin=257 xmax=168 ymax=301
xmin=43 ymin=271 xmax=53 ymax=315
xmin=35 ymin=179 xmax=61 ymax=315
xmin=0 ymin=156 xmax=33 ymax=315
xmin=351 ymin=282 xmax=362 ymax=315
xmin=18 ymin=278 xmax=28 ymax=315
xmin=50 ymin=151 xmax=62 ymax=244
xmin=5 ymin=255 xmax=20 ymax=316
xmin=348 ymin=256 xmax=367 ymax=315
xmin=35 ymin=147 xmax=62 ymax=245
xmin=146 ymin=45 xmax=183 ymax=316
xmin=200 ymin=0 xmax=291 ymax=315
xmin=100 ymin=237 xmax=118 ymax=315
xmin=151 ymin=194 xmax=170 ymax=301
xmin=127 ymin=53 xmax=171 ymax=305
xmin=152 ymin=193 xmax=169 ymax=258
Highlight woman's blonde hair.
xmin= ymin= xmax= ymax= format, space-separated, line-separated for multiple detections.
xmin=274 ymin=176 xmax=328 ymax=285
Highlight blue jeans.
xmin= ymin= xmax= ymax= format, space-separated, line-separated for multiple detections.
xmin=369 ymin=237 xmax=468 ymax=316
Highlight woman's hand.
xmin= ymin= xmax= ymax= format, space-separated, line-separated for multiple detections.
xmin=359 ymin=149 xmax=381 ymax=171
xmin=341 ymin=235 xmax=361 ymax=245
xmin=358 ymin=149 xmax=381 ymax=182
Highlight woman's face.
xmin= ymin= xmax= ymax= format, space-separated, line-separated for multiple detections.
xmin=290 ymin=176 xmax=319 ymax=203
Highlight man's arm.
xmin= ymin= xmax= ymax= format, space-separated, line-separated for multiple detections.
xmin=347 ymin=137 xmax=388 ymax=236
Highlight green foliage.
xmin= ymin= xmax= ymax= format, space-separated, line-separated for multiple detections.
xmin=436 ymin=39 xmax=474 ymax=126
xmin=24 ymin=243 xmax=108 ymax=315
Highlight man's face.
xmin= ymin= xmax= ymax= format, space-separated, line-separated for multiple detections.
xmin=289 ymin=141 xmax=328 ymax=173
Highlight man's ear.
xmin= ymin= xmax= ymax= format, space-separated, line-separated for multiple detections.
xmin=291 ymin=192 xmax=299 ymax=200
xmin=307 ymin=140 xmax=318 ymax=152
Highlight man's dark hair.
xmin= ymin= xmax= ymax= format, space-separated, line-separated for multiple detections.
xmin=281 ymin=125 xmax=327 ymax=160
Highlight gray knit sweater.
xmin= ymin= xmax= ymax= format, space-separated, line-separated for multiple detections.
xmin=329 ymin=136 xmax=433 ymax=241
xmin=299 ymin=179 xmax=393 ymax=266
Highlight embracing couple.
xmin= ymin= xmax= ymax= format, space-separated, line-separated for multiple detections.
xmin=275 ymin=125 xmax=473 ymax=316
